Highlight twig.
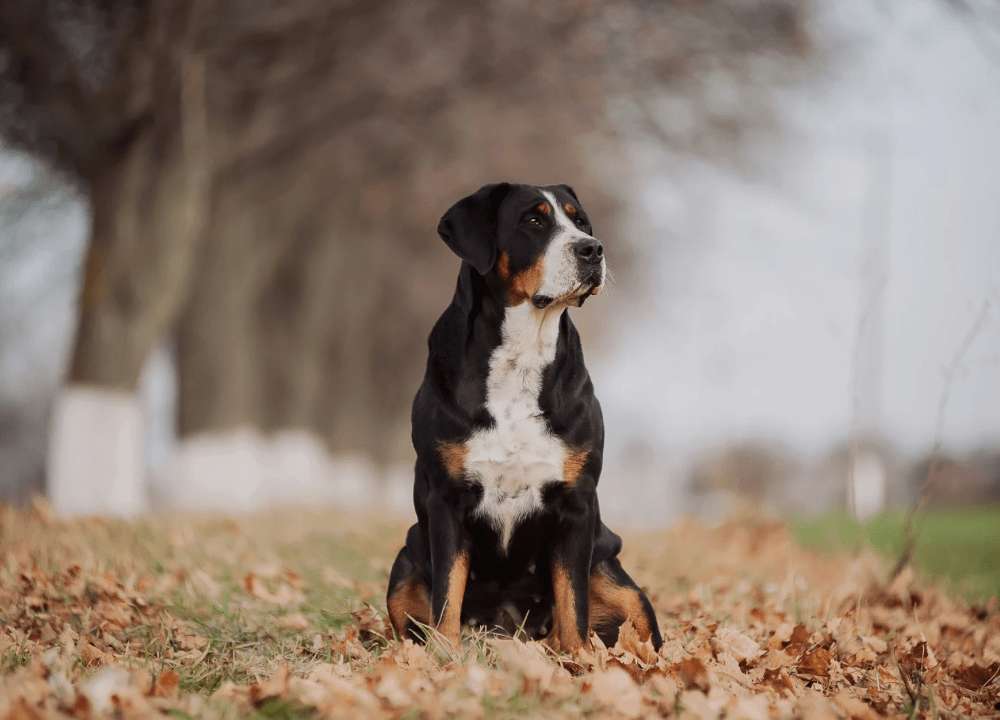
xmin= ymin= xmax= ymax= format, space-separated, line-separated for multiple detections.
xmin=888 ymin=299 xmax=991 ymax=582
xmin=892 ymin=646 xmax=920 ymax=718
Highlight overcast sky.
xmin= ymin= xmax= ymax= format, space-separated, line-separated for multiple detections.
xmin=596 ymin=0 xmax=1000 ymax=466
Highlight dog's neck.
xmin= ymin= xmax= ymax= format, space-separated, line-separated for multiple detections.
xmin=459 ymin=262 xmax=566 ymax=357
xmin=497 ymin=302 xmax=563 ymax=357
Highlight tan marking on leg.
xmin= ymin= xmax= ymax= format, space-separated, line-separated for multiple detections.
xmin=437 ymin=441 xmax=468 ymax=480
xmin=508 ymin=258 xmax=545 ymax=305
xmin=563 ymin=448 xmax=589 ymax=485
xmin=438 ymin=550 xmax=469 ymax=644
xmin=388 ymin=578 xmax=431 ymax=638
xmin=551 ymin=561 xmax=584 ymax=652
xmin=588 ymin=569 xmax=652 ymax=639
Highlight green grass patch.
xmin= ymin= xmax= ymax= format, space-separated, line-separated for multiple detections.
xmin=793 ymin=506 xmax=1000 ymax=600
xmin=251 ymin=698 xmax=317 ymax=720
xmin=0 ymin=647 xmax=31 ymax=673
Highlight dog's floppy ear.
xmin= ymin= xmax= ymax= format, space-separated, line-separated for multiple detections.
xmin=555 ymin=184 xmax=579 ymax=203
xmin=437 ymin=183 xmax=511 ymax=275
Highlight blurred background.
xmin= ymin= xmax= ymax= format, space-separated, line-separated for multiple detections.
xmin=1 ymin=1 xmax=998 ymax=547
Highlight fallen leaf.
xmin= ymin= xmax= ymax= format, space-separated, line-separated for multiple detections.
xmin=762 ymin=649 xmax=795 ymax=670
xmin=861 ymin=635 xmax=887 ymax=654
xmin=677 ymin=688 xmax=717 ymax=720
xmin=243 ymin=573 xmax=305 ymax=606
xmin=727 ymin=694 xmax=770 ymax=720
xmin=798 ymin=647 xmax=832 ymax=679
xmin=715 ymin=627 xmax=762 ymax=663
xmin=762 ymin=667 xmax=795 ymax=695
xmin=151 ymin=669 xmax=180 ymax=698
xmin=785 ymin=624 xmax=812 ymax=655
xmin=374 ymin=668 xmax=412 ymax=708
xmin=613 ymin=617 xmax=659 ymax=665
xmin=79 ymin=642 xmax=107 ymax=666
xmin=81 ymin=666 xmax=130 ymax=715
xmin=491 ymin=639 xmax=562 ymax=691
xmin=278 ymin=612 xmax=310 ymax=631
xmin=649 ymin=674 xmax=679 ymax=710
xmin=673 ymin=657 xmax=710 ymax=691
xmin=589 ymin=667 xmax=642 ymax=718
xmin=797 ymin=689 xmax=838 ymax=720
xmin=953 ymin=661 xmax=999 ymax=691
xmin=249 ymin=665 xmax=290 ymax=705
xmin=772 ymin=622 xmax=795 ymax=645
xmin=832 ymin=689 xmax=880 ymax=720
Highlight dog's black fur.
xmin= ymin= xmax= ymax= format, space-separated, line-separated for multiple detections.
xmin=387 ymin=183 xmax=661 ymax=652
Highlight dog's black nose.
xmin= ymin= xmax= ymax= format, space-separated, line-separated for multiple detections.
xmin=573 ymin=238 xmax=603 ymax=264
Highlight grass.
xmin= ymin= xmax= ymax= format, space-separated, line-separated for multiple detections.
xmin=2 ymin=503 xmax=998 ymax=718
xmin=252 ymin=698 xmax=317 ymax=719
xmin=0 ymin=507 xmax=398 ymax=699
xmin=793 ymin=505 xmax=1000 ymax=600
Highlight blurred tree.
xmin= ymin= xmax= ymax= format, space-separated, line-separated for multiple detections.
xmin=0 ymin=1 xmax=810 ymax=508
xmin=688 ymin=441 xmax=799 ymax=516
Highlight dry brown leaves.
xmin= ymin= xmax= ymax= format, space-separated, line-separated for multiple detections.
xmin=1 ymin=504 xmax=998 ymax=718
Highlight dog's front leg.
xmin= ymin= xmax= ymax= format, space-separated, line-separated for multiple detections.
xmin=548 ymin=488 xmax=596 ymax=653
xmin=428 ymin=492 xmax=470 ymax=646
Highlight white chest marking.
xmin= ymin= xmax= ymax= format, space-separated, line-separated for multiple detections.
xmin=465 ymin=303 xmax=568 ymax=552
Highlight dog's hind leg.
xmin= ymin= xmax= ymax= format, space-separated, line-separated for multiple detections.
xmin=387 ymin=545 xmax=431 ymax=641
xmin=588 ymin=557 xmax=662 ymax=650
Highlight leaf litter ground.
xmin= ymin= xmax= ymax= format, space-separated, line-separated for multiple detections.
xmin=1 ymin=501 xmax=998 ymax=718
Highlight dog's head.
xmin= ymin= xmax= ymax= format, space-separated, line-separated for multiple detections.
xmin=438 ymin=183 xmax=606 ymax=309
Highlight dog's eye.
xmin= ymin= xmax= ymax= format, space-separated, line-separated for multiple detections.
xmin=574 ymin=216 xmax=589 ymax=229
xmin=525 ymin=216 xmax=544 ymax=228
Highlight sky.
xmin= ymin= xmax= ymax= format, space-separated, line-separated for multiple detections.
xmin=595 ymin=0 xmax=1000 ymax=476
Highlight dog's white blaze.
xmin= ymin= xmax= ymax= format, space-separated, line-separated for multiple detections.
xmin=465 ymin=302 xmax=568 ymax=552
xmin=537 ymin=190 xmax=602 ymax=300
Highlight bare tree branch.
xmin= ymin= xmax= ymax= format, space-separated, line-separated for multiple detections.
xmin=889 ymin=299 xmax=992 ymax=582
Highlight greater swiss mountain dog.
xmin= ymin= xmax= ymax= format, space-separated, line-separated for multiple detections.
xmin=386 ymin=183 xmax=662 ymax=653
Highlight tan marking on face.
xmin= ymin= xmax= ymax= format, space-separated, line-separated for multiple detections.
xmin=507 ymin=258 xmax=545 ymax=305
xmin=588 ymin=569 xmax=653 ymax=639
xmin=437 ymin=441 xmax=468 ymax=480
xmin=387 ymin=577 xmax=431 ymax=638
xmin=563 ymin=203 xmax=577 ymax=217
xmin=549 ymin=561 xmax=585 ymax=652
xmin=563 ymin=448 xmax=589 ymax=485
xmin=438 ymin=550 xmax=469 ymax=644
xmin=536 ymin=202 xmax=551 ymax=215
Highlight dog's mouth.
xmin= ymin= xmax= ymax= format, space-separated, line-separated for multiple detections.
xmin=531 ymin=277 xmax=603 ymax=310
xmin=571 ymin=267 xmax=606 ymax=306
xmin=574 ymin=281 xmax=602 ymax=307
xmin=577 ymin=281 xmax=603 ymax=306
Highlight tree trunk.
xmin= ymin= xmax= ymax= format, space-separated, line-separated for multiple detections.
xmin=49 ymin=13 xmax=209 ymax=514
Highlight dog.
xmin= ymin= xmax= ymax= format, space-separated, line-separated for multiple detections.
xmin=386 ymin=183 xmax=662 ymax=653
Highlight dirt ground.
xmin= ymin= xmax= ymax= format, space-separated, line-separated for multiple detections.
xmin=1 ymin=501 xmax=998 ymax=718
